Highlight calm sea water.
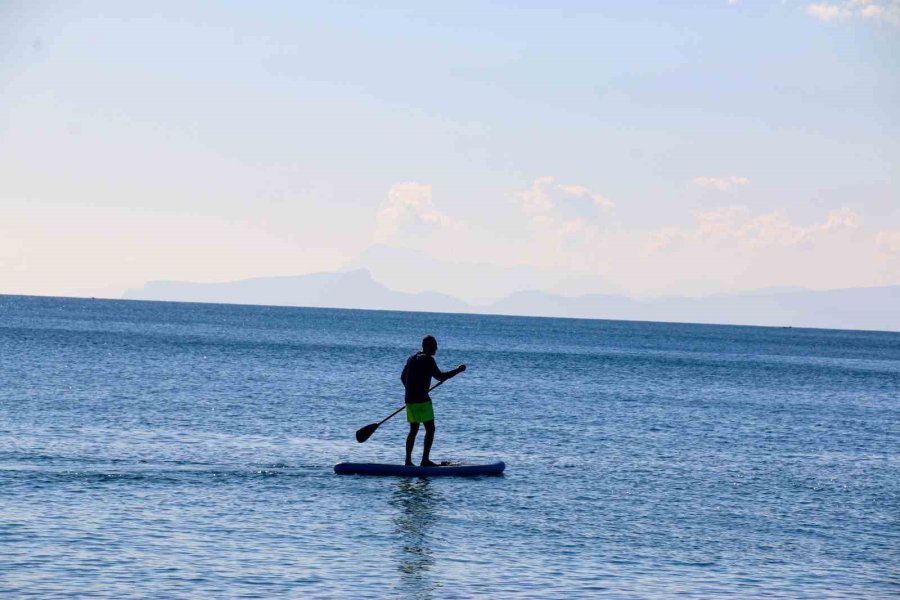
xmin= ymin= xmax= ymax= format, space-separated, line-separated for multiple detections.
xmin=1 ymin=295 xmax=898 ymax=598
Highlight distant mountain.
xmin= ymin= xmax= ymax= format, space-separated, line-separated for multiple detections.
xmin=348 ymin=244 xmax=620 ymax=303
xmin=486 ymin=290 xmax=641 ymax=319
xmin=482 ymin=285 xmax=900 ymax=331
xmin=123 ymin=269 xmax=468 ymax=313
xmin=124 ymin=271 xmax=900 ymax=332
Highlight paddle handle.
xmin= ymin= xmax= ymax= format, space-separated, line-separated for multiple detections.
xmin=379 ymin=404 xmax=406 ymax=425
xmin=379 ymin=378 xmax=447 ymax=426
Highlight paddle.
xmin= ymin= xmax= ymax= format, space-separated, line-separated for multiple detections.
xmin=355 ymin=379 xmax=447 ymax=443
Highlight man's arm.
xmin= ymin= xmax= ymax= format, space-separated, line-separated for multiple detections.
xmin=430 ymin=356 xmax=466 ymax=382
xmin=401 ymin=362 xmax=408 ymax=387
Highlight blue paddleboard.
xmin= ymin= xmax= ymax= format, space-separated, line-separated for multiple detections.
xmin=334 ymin=461 xmax=505 ymax=477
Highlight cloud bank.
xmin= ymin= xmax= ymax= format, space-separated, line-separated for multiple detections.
xmin=805 ymin=0 xmax=900 ymax=23
xmin=645 ymin=206 xmax=861 ymax=254
xmin=366 ymin=176 xmax=896 ymax=296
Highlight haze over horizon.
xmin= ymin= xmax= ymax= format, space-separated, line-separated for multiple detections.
xmin=2 ymin=1 xmax=898 ymax=303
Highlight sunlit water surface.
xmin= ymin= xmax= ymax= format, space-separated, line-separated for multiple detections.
xmin=1 ymin=296 xmax=897 ymax=597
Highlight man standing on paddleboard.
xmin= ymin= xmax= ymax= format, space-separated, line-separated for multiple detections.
xmin=401 ymin=335 xmax=465 ymax=466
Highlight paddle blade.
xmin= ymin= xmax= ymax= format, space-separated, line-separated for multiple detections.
xmin=355 ymin=422 xmax=379 ymax=443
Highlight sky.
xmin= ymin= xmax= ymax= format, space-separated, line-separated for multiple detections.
xmin=1 ymin=0 xmax=898 ymax=300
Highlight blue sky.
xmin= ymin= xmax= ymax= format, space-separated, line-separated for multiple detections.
xmin=1 ymin=1 xmax=898 ymax=299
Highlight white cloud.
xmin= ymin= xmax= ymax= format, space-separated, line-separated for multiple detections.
xmin=692 ymin=175 xmax=750 ymax=192
xmin=805 ymin=0 xmax=900 ymax=24
xmin=556 ymin=183 xmax=616 ymax=210
xmin=373 ymin=182 xmax=461 ymax=244
xmin=644 ymin=206 xmax=861 ymax=254
xmin=861 ymin=3 xmax=886 ymax=16
xmin=876 ymin=229 xmax=900 ymax=256
xmin=518 ymin=176 xmax=557 ymax=217
xmin=644 ymin=226 xmax=684 ymax=255
xmin=513 ymin=176 xmax=615 ymax=270
xmin=807 ymin=3 xmax=844 ymax=19
xmin=518 ymin=177 xmax=615 ymax=217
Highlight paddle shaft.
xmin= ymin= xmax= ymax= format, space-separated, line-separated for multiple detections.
xmin=355 ymin=376 xmax=457 ymax=442
xmin=378 ymin=378 xmax=447 ymax=426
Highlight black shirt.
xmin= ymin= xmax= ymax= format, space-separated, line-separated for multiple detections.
xmin=401 ymin=352 xmax=456 ymax=404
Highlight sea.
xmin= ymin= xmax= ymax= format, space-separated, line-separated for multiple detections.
xmin=1 ymin=295 xmax=897 ymax=598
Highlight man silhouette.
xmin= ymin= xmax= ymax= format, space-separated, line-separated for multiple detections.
xmin=401 ymin=335 xmax=466 ymax=466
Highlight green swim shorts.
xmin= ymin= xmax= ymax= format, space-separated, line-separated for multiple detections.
xmin=406 ymin=401 xmax=435 ymax=423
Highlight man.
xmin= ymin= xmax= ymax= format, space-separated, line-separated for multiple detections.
xmin=401 ymin=335 xmax=466 ymax=467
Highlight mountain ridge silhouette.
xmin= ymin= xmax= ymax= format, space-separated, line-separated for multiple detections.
xmin=123 ymin=269 xmax=900 ymax=332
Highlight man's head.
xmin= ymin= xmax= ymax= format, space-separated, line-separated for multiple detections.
xmin=422 ymin=335 xmax=438 ymax=356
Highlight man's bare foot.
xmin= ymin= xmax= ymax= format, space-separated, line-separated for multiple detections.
xmin=420 ymin=459 xmax=439 ymax=467
xmin=405 ymin=460 xmax=414 ymax=466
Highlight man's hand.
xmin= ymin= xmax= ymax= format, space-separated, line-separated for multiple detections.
xmin=457 ymin=364 xmax=467 ymax=373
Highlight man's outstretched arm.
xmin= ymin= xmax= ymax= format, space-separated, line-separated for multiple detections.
xmin=430 ymin=358 xmax=466 ymax=382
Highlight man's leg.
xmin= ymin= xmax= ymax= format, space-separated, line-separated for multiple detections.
xmin=405 ymin=422 xmax=420 ymax=466
xmin=421 ymin=420 xmax=437 ymax=467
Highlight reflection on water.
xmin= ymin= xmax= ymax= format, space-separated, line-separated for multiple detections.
xmin=391 ymin=478 xmax=441 ymax=599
